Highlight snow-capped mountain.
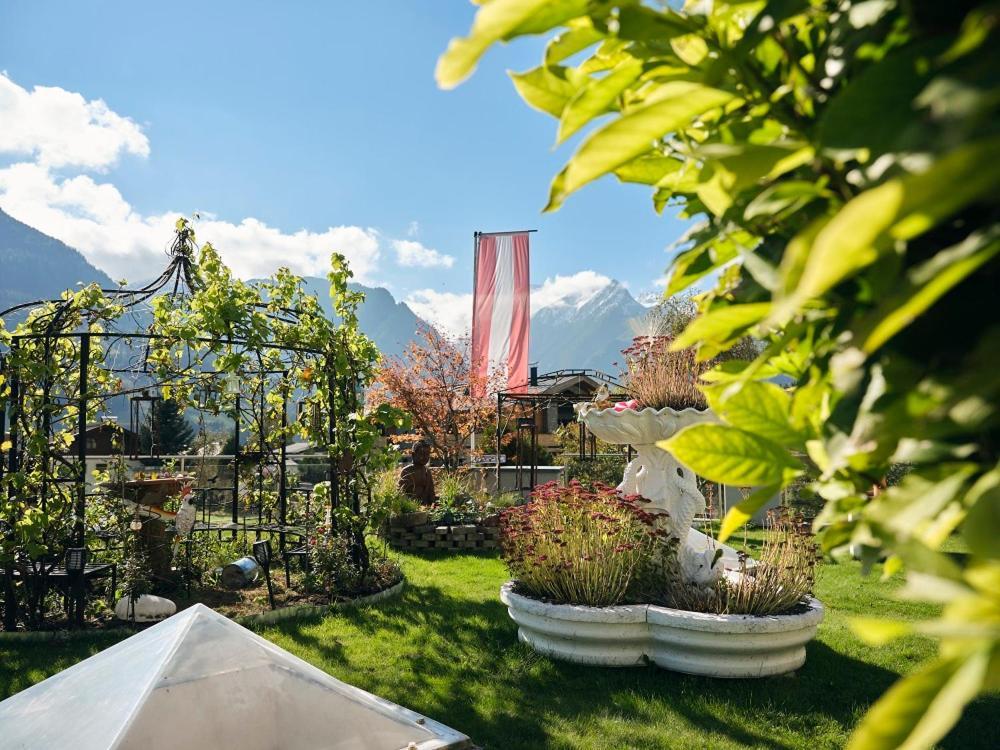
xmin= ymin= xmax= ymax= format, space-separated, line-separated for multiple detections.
xmin=530 ymin=278 xmax=646 ymax=376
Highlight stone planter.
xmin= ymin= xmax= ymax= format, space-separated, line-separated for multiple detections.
xmin=646 ymin=600 xmax=825 ymax=678
xmin=500 ymin=582 xmax=824 ymax=677
xmin=499 ymin=583 xmax=647 ymax=667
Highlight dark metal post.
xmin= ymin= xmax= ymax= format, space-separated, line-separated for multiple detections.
xmin=326 ymin=358 xmax=340 ymax=531
xmin=7 ymin=338 xmax=21 ymax=485
xmin=279 ymin=375 xmax=288 ymax=556
xmin=495 ymin=392 xmax=502 ymax=495
xmin=76 ymin=333 xmax=89 ymax=547
xmin=530 ymin=402 xmax=538 ymax=491
xmin=232 ymin=392 xmax=240 ymax=536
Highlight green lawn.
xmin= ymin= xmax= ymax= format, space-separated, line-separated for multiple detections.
xmin=1 ymin=547 xmax=997 ymax=749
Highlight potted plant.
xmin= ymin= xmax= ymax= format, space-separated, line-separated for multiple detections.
xmin=499 ymin=485 xmax=824 ymax=677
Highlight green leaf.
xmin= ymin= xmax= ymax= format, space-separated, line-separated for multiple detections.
xmin=733 ymin=0 xmax=809 ymax=56
xmin=510 ymin=65 xmax=588 ymax=117
xmin=718 ymin=483 xmax=781 ymax=543
xmin=437 ymin=0 xmax=587 ymax=89
xmin=851 ymin=617 xmax=914 ymax=646
xmin=659 ymin=423 xmax=801 ymax=487
xmin=614 ymin=154 xmax=682 ymax=185
xmin=544 ymin=18 xmax=603 ymax=65
xmin=859 ymin=226 xmax=1000 ymax=352
xmin=847 ymin=650 xmax=990 ymax=750
xmin=964 ymin=469 xmax=1000 ymax=560
xmin=705 ymin=381 xmax=801 ymax=447
xmin=775 ymin=136 xmax=1000 ymax=319
xmin=671 ymin=303 xmax=771 ymax=352
xmin=818 ymin=40 xmax=946 ymax=156
xmin=545 ymin=82 xmax=735 ymax=210
xmin=744 ymin=180 xmax=829 ymax=222
xmin=557 ymin=57 xmax=643 ymax=143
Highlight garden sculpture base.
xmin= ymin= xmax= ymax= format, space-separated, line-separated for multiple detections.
xmin=500 ymin=582 xmax=824 ymax=678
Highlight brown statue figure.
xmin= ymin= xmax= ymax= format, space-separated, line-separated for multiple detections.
xmin=399 ymin=440 xmax=436 ymax=505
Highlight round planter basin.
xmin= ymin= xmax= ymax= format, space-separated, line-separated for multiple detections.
xmin=646 ymin=599 xmax=825 ymax=678
xmin=500 ymin=583 xmax=647 ymax=667
xmin=501 ymin=582 xmax=824 ymax=677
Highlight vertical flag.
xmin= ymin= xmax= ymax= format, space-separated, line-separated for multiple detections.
xmin=471 ymin=231 xmax=531 ymax=397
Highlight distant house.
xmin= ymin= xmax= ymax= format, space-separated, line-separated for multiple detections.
xmin=61 ymin=422 xmax=140 ymax=456
xmin=524 ymin=372 xmax=606 ymax=448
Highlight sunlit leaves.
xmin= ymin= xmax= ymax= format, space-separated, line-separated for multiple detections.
xmin=556 ymin=57 xmax=643 ymax=143
xmin=510 ymin=65 xmax=588 ymax=117
xmin=847 ymin=650 xmax=992 ymax=750
xmin=546 ymin=83 xmax=735 ymax=210
xmin=704 ymin=380 xmax=801 ymax=447
xmin=436 ymin=0 xmax=587 ymax=89
xmin=659 ymin=423 xmax=802 ymax=486
xmin=774 ymin=136 xmax=1000 ymax=319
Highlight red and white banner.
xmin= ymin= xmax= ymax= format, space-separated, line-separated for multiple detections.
xmin=471 ymin=231 xmax=530 ymax=397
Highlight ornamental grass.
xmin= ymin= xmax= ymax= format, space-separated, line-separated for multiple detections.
xmin=500 ymin=481 xmax=659 ymax=607
xmin=622 ymin=335 xmax=711 ymax=411
xmin=652 ymin=509 xmax=817 ymax=616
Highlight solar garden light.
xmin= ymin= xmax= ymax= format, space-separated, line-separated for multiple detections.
xmin=253 ymin=540 xmax=276 ymax=610
xmin=65 ymin=546 xmax=88 ymax=573
xmin=65 ymin=547 xmax=88 ymax=627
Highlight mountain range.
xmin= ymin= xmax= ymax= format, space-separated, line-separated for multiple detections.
xmin=0 ymin=209 xmax=649 ymax=375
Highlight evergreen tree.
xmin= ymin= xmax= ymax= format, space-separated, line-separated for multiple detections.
xmin=140 ymin=399 xmax=194 ymax=455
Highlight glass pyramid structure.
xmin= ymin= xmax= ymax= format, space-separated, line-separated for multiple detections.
xmin=0 ymin=603 xmax=469 ymax=750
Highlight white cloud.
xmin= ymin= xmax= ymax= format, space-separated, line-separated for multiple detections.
xmin=404 ymin=289 xmax=472 ymax=337
xmin=0 ymin=161 xmax=381 ymax=281
xmin=406 ymin=220 xmax=419 ymax=237
xmin=532 ymin=270 xmax=611 ymax=312
xmin=0 ymin=73 xmax=149 ymax=170
xmin=0 ymin=73 xmax=381 ymax=282
xmin=392 ymin=239 xmax=454 ymax=269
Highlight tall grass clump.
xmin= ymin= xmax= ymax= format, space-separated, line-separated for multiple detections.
xmin=500 ymin=481 xmax=658 ymax=606
xmin=651 ymin=510 xmax=817 ymax=615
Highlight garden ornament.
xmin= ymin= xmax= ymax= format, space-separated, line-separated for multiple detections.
xmin=399 ymin=440 xmax=436 ymax=505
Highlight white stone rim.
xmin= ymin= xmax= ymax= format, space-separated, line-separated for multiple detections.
xmin=500 ymin=581 xmax=647 ymax=623
xmin=501 ymin=581 xmax=824 ymax=631
xmin=646 ymin=598 xmax=825 ymax=633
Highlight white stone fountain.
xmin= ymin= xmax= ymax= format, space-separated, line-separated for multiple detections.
xmin=576 ymin=403 xmax=742 ymax=585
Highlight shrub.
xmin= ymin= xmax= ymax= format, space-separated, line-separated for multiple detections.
xmin=305 ymin=531 xmax=402 ymax=601
xmin=500 ymin=481 xmax=658 ymax=606
xmin=562 ymin=455 xmax=627 ymax=488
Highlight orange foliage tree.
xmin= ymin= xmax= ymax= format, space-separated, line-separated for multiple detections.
xmin=370 ymin=324 xmax=501 ymax=468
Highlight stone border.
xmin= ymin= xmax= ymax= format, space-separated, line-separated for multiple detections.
xmin=236 ymin=578 xmax=406 ymax=627
xmin=388 ymin=520 xmax=500 ymax=552
xmin=500 ymin=581 xmax=824 ymax=677
xmin=0 ymin=579 xmax=406 ymax=640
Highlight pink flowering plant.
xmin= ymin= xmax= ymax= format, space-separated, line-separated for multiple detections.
xmin=500 ymin=481 xmax=661 ymax=606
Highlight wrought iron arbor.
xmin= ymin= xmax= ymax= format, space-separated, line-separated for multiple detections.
xmin=0 ymin=224 xmax=361 ymax=628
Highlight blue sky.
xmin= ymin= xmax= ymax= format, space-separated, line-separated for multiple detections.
xmin=0 ymin=1 xmax=691 ymax=332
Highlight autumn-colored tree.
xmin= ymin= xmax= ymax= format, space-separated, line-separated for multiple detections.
xmin=371 ymin=324 xmax=500 ymax=467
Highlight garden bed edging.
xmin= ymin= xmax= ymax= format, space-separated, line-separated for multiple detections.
xmin=500 ymin=582 xmax=824 ymax=677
